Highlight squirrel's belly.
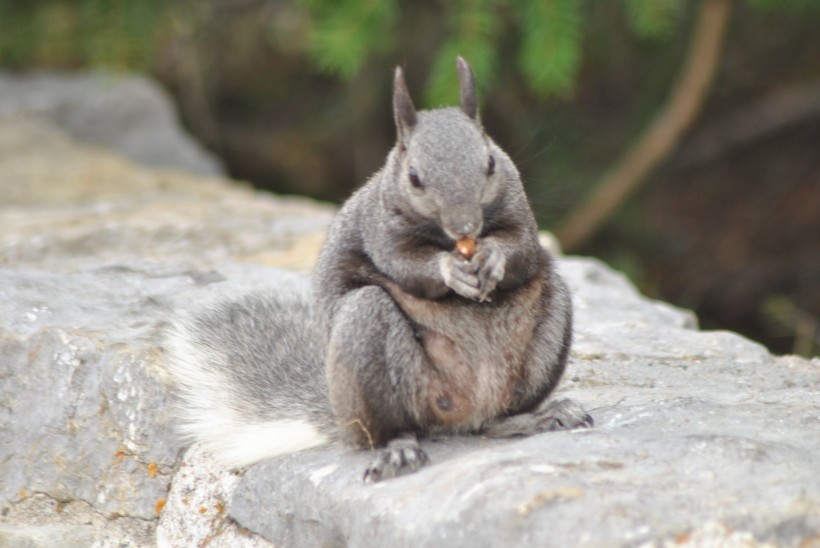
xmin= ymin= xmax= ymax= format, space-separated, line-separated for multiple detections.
xmin=418 ymin=326 xmax=529 ymax=428
xmin=382 ymin=274 xmax=544 ymax=429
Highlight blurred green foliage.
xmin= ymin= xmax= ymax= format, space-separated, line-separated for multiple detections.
xmin=623 ymin=0 xmax=683 ymax=39
xmin=299 ymin=0 xmax=677 ymax=104
xmin=5 ymin=0 xmax=818 ymax=107
xmin=1 ymin=0 xmax=816 ymax=104
xmin=300 ymin=0 xmax=396 ymax=79
xmin=0 ymin=0 xmax=176 ymax=69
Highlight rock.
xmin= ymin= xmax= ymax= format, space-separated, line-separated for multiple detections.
xmin=0 ymin=110 xmax=332 ymax=546
xmin=0 ymin=524 xmax=94 ymax=548
xmin=0 ymin=496 xmax=154 ymax=548
xmin=227 ymin=258 xmax=819 ymax=548
xmin=0 ymin=70 xmax=224 ymax=176
xmin=0 ymin=76 xmax=818 ymax=547
xmin=156 ymin=445 xmax=273 ymax=548
xmin=0 ymin=115 xmax=333 ymax=270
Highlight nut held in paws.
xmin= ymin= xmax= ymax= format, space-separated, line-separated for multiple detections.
xmin=455 ymin=237 xmax=476 ymax=260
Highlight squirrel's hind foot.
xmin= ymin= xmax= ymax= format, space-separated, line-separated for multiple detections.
xmin=481 ymin=398 xmax=594 ymax=438
xmin=363 ymin=433 xmax=429 ymax=483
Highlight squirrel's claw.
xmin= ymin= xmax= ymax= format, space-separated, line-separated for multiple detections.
xmin=363 ymin=433 xmax=429 ymax=483
xmin=440 ymin=242 xmax=506 ymax=302
xmin=440 ymin=253 xmax=481 ymax=300
xmin=474 ymin=241 xmax=506 ymax=301
xmin=481 ymin=398 xmax=594 ymax=438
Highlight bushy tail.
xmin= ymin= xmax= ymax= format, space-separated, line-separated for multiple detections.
xmin=164 ymin=288 xmax=336 ymax=469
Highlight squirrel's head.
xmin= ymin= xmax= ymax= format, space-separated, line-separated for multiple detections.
xmin=388 ymin=57 xmax=509 ymax=242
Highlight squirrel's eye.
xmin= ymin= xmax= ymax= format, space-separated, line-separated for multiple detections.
xmin=487 ymin=155 xmax=496 ymax=176
xmin=408 ymin=167 xmax=423 ymax=189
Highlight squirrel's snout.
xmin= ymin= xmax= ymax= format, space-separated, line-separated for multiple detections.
xmin=444 ymin=213 xmax=482 ymax=241
xmin=457 ymin=219 xmax=479 ymax=237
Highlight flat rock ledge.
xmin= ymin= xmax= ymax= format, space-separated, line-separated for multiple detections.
xmin=1 ymin=105 xmax=818 ymax=547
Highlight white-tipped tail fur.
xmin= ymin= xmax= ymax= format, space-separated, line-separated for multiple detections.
xmin=165 ymin=307 xmax=330 ymax=469
xmin=185 ymin=417 xmax=327 ymax=470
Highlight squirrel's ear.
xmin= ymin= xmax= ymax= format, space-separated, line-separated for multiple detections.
xmin=393 ymin=67 xmax=417 ymax=146
xmin=456 ymin=56 xmax=480 ymax=123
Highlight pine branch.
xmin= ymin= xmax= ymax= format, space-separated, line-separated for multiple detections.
xmin=307 ymin=0 xmax=395 ymax=78
xmin=517 ymin=0 xmax=582 ymax=97
xmin=624 ymin=0 xmax=683 ymax=39
xmin=424 ymin=0 xmax=500 ymax=107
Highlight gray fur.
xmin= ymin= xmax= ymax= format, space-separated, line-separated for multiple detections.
xmin=183 ymin=293 xmax=332 ymax=427
xmin=167 ymin=57 xmax=588 ymax=479
xmin=314 ymin=57 xmax=587 ymax=479
xmin=166 ymin=290 xmax=338 ymax=468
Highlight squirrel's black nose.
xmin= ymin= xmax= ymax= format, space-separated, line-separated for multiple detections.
xmin=458 ymin=220 xmax=478 ymax=236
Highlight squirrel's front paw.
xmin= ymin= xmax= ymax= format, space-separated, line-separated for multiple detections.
xmin=473 ymin=240 xmax=505 ymax=301
xmin=363 ymin=434 xmax=429 ymax=483
xmin=440 ymin=252 xmax=482 ymax=301
xmin=440 ymin=241 xmax=506 ymax=302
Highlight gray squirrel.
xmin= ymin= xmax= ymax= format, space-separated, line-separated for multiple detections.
xmin=166 ymin=57 xmax=591 ymax=482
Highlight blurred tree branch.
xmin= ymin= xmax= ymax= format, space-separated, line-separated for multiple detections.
xmin=558 ymin=0 xmax=733 ymax=252
xmin=675 ymin=80 xmax=820 ymax=169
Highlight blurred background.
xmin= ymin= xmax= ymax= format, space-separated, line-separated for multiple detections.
xmin=1 ymin=0 xmax=818 ymax=356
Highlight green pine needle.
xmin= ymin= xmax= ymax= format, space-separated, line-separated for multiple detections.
xmin=307 ymin=0 xmax=396 ymax=79
xmin=424 ymin=0 xmax=501 ymax=107
xmin=623 ymin=0 xmax=683 ymax=40
xmin=517 ymin=0 xmax=583 ymax=98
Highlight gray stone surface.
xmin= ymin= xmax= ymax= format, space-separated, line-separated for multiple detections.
xmin=227 ymin=258 xmax=819 ymax=548
xmin=0 ymin=524 xmax=94 ymax=548
xmin=0 ymin=262 xmax=325 ymax=547
xmin=0 ymin=107 xmax=332 ymax=546
xmin=0 ymin=70 xmax=224 ymax=176
xmin=0 ymin=73 xmax=818 ymax=547
xmin=156 ymin=445 xmax=273 ymax=548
